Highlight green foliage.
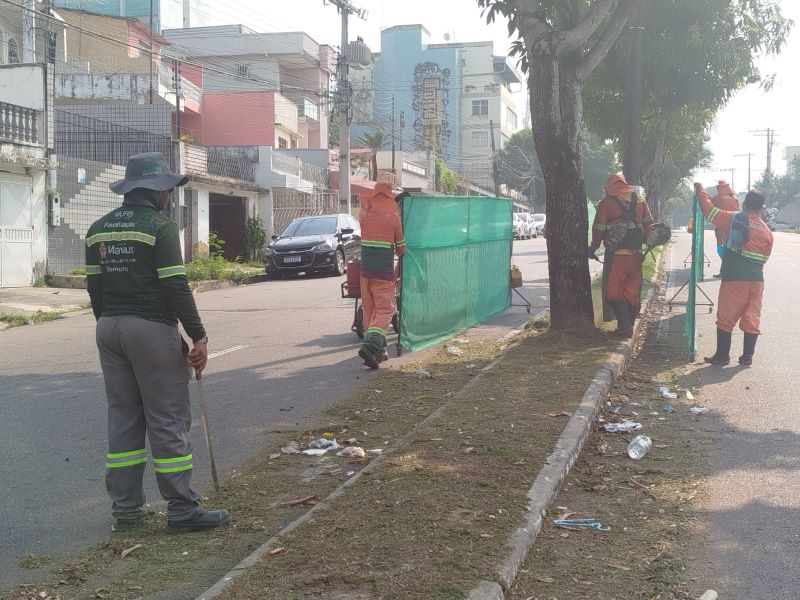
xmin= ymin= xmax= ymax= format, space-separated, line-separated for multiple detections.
xmin=208 ymin=230 xmax=225 ymax=258
xmin=32 ymin=277 xmax=47 ymax=288
xmin=70 ymin=268 xmax=85 ymax=276
xmin=435 ymin=158 xmax=459 ymax=195
xmin=0 ymin=311 xmax=60 ymax=327
xmin=328 ymin=112 xmax=340 ymax=148
xmin=244 ymin=215 xmax=268 ymax=261
xmin=497 ymin=129 xmax=618 ymax=205
xmin=355 ymin=131 xmax=388 ymax=181
xmin=185 ymin=254 xmax=251 ymax=284
xmin=583 ymin=0 xmax=792 ymax=211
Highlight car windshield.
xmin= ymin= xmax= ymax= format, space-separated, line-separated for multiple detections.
xmin=281 ymin=217 xmax=338 ymax=237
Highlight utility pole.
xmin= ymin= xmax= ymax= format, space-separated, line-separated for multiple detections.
xmin=399 ymin=110 xmax=405 ymax=155
xmin=623 ymin=6 xmax=644 ymax=186
xmin=734 ymin=153 xmax=754 ymax=190
xmin=327 ymin=0 xmax=368 ymax=214
xmin=391 ymin=95 xmax=396 ymax=179
xmin=149 ymin=0 xmax=154 ymax=104
xmin=751 ymin=128 xmax=777 ymax=202
xmin=173 ymin=59 xmax=181 ymax=138
xmin=717 ymin=167 xmax=736 ymax=190
xmin=489 ymin=120 xmax=501 ymax=197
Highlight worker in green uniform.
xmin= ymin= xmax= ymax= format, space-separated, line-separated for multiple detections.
xmin=86 ymin=153 xmax=230 ymax=533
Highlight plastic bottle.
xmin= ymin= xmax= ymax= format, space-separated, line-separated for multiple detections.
xmin=626 ymin=435 xmax=652 ymax=460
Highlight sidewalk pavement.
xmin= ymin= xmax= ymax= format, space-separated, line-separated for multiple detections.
xmin=670 ymin=230 xmax=800 ymax=598
xmin=0 ymin=286 xmax=89 ymax=316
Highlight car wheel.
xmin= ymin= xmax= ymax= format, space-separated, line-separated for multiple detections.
xmin=333 ymin=249 xmax=346 ymax=276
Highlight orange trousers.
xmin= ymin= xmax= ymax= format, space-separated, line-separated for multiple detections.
xmin=361 ymin=277 xmax=396 ymax=336
xmin=605 ymin=253 xmax=642 ymax=306
xmin=717 ymin=280 xmax=764 ymax=334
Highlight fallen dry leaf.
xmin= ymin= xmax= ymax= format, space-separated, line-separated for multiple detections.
xmin=120 ymin=543 xmax=143 ymax=559
xmin=546 ymin=411 xmax=571 ymax=417
xmin=534 ymin=576 xmax=555 ymax=583
xmin=279 ymin=495 xmax=319 ymax=507
xmin=269 ymin=453 xmax=281 ymax=460
xmin=603 ymin=560 xmax=632 ymax=571
xmin=591 ymin=484 xmax=607 ymax=492
xmin=269 ymin=547 xmax=285 ymax=556
xmin=463 ymin=446 xmax=476 ymax=454
xmin=560 ymin=532 xmax=570 ymax=538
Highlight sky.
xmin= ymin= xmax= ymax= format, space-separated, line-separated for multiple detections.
xmin=212 ymin=0 xmax=799 ymax=188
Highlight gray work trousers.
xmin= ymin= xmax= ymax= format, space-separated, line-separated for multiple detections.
xmin=96 ymin=315 xmax=200 ymax=520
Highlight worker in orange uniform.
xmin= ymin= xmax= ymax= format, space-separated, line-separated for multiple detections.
xmin=357 ymin=182 xmax=405 ymax=369
xmin=710 ymin=180 xmax=740 ymax=278
xmin=588 ymin=173 xmax=654 ymax=337
xmin=695 ymin=182 xmax=773 ymax=365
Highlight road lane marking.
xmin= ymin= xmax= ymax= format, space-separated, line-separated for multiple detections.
xmin=208 ymin=345 xmax=248 ymax=360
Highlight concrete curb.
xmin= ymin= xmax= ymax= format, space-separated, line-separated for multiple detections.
xmin=466 ymin=257 xmax=664 ymax=599
xmin=195 ymin=315 xmax=541 ymax=600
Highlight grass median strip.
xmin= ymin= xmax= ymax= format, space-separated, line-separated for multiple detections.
xmin=1 ymin=331 xmax=507 ymax=600
xmin=215 ymin=329 xmax=614 ymax=600
xmin=0 ymin=311 xmax=61 ymax=328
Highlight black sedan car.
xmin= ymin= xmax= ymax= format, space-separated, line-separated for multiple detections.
xmin=265 ymin=214 xmax=361 ymax=278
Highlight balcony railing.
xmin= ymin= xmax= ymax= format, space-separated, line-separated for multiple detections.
xmin=0 ymin=102 xmax=40 ymax=145
xmin=272 ymin=151 xmax=301 ymax=176
xmin=184 ymin=144 xmax=257 ymax=183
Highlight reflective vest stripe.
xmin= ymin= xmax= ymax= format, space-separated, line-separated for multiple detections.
xmin=85 ymin=264 xmax=102 ymax=276
xmin=86 ymin=231 xmax=157 ymax=247
xmin=361 ymin=239 xmax=394 ymax=248
xmin=156 ymin=265 xmax=187 ymax=279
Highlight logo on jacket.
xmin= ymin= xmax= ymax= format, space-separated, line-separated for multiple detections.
xmin=99 ymin=242 xmax=107 ymax=260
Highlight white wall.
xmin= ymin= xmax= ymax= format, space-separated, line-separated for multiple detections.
xmin=0 ymin=64 xmax=45 ymax=110
xmin=196 ymin=187 xmax=209 ymax=251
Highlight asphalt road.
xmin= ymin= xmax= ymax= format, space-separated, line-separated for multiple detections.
xmin=667 ymin=231 xmax=800 ymax=598
xmin=0 ymin=237 xmax=598 ymax=589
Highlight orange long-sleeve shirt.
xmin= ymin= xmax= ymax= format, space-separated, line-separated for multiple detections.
xmin=698 ymin=186 xmax=772 ymax=281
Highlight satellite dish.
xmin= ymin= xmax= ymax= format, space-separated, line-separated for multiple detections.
xmin=443 ymin=33 xmax=451 ymax=41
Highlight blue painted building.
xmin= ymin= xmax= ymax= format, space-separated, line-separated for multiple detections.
xmin=350 ymin=25 xmax=522 ymax=190
xmin=350 ymin=25 xmax=461 ymax=169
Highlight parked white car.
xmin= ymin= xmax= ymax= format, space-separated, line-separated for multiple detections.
xmin=531 ymin=213 xmax=546 ymax=236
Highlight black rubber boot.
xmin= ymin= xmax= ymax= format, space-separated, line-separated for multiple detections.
xmin=167 ymin=508 xmax=231 ymax=533
xmin=358 ymin=332 xmax=383 ymax=369
xmin=608 ymin=299 xmax=633 ymax=337
xmin=704 ymin=329 xmax=732 ymax=365
xmin=627 ymin=301 xmax=640 ymax=331
xmin=739 ymin=333 xmax=758 ymax=366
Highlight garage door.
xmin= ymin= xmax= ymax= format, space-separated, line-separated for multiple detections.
xmin=0 ymin=175 xmax=34 ymax=287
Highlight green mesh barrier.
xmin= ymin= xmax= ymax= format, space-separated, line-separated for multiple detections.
xmin=685 ymin=191 xmax=704 ymax=358
xmin=399 ymin=195 xmax=513 ymax=352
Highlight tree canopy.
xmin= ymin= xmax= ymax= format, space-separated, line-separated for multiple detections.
xmin=584 ymin=0 xmax=791 ymax=215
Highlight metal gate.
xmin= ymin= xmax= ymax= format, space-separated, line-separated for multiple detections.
xmin=0 ymin=175 xmax=34 ymax=287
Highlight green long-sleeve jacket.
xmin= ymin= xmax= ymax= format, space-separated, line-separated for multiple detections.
xmin=85 ymin=192 xmax=206 ymax=342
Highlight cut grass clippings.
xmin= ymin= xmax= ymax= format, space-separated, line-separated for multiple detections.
xmin=215 ymin=329 xmax=615 ymax=600
xmin=511 ymin=281 xmax=709 ymax=600
xmin=0 ymin=329 xmax=511 ymax=600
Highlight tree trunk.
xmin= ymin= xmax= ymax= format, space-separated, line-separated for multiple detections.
xmin=372 ymin=153 xmax=378 ymax=182
xmin=529 ymin=54 xmax=595 ymax=330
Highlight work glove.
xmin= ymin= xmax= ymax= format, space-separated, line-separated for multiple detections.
xmin=587 ymin=245 xmax=597 ymax=260
xmin=694 ymin=182 xmax=704 ymax=193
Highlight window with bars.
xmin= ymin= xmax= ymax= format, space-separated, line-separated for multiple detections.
xmin=472 ymin=99 xmax=488 ymax=116
xmin=236 ymin=63 xmax=250 ymax=78
xmin=472 ymin=131 xmax=489 ymax=146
